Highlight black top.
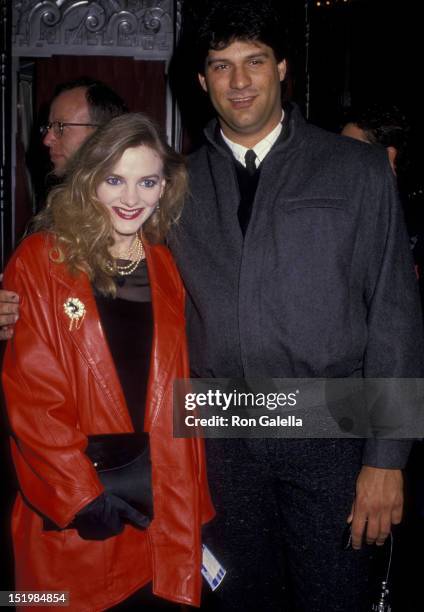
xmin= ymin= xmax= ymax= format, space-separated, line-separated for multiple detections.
xmin=94 ymin=259 xmax=153 ymax=433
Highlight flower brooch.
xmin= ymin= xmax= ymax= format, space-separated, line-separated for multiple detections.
xmin=63 ymin=297 xmax=86 ymax=331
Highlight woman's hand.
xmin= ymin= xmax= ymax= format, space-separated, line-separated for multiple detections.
xmin=73 ymin=492 xmax=150 ymax=540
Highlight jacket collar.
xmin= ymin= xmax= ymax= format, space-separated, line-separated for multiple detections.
xmin=143 ymin=241 xmax=185 ymax=429
xmin=49 ymin=237 xmax=182 ymax=431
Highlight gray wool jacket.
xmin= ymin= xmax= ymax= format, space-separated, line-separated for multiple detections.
xmin=169 ymin=104 xmax=424 ymax=469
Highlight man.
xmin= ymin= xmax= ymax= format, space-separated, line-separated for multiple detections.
xmin=341 ymin=104 xmax=410 ymax=176
xmin=167 ymin=2 xmax=423 ymax=610
xmin=0 ymin=77 xmax=127 ymax=339
xmin=42 ymin=77 xmax=127 ymax=177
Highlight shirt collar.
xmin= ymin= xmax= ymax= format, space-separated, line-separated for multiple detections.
xmin=220 ymin=109 xmax=284 ymax=168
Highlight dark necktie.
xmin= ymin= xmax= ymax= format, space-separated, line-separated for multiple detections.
xmin=244 ymin=149 xmax=257 ymax=175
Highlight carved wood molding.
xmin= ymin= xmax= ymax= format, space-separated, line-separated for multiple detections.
xmin=12 ymin=0 xmax=180 ymax=60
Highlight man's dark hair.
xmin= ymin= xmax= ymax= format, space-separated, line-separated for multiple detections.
xmin=54 ymin=77 xmax=128 ymax=125
xmin=345 ymin=104 xmax=409 ymax=151
xmin=343 ymin=104 xmax=410 ymax=178
xmin=194 ymin=0 xmax=287 ymax=74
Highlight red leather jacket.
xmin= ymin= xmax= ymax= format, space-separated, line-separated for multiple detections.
xmin=2 ymin=233 xmax=214 ymax=611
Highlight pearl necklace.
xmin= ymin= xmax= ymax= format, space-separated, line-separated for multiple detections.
xmin=111 ymin=235 xmax=145 ymax=277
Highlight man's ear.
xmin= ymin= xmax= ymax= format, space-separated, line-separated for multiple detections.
xmin=277 ymin=59 xmax=287 ymax=82
xmin=198 ymin=73 xmax=208 ymax=93
xmin=387 ymin=146 xmax=398 ymax=175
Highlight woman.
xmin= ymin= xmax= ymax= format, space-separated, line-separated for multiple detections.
xmin=2 ymin=113 xmax=214 ymax=611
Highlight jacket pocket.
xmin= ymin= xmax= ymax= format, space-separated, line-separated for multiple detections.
xmin=284 ymin=197 xmax=347 ymax=213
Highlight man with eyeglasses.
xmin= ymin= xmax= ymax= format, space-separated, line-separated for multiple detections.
xmin=41 ymin=77 xmax=127 ymax=177
xmin=0 ymin=77 xmax=127 ymax=339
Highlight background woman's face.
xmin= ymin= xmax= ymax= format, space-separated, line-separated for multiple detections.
xmin=96 ymin=145 xmax=165 ymax=239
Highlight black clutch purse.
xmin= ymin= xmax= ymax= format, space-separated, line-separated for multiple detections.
xmin=43 ymin=432 xmax=153 ymax=531
xmin=85 ymin=432 xmax=153 ymax=520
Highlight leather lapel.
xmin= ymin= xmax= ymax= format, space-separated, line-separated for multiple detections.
xmin=50 ymin=261 xmax=132 ymax=430
xmin=144 ymin=241 xmax=185 ymax=429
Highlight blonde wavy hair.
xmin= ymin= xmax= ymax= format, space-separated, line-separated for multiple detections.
xmin=32 ymin=113 xmax=188 ymax=296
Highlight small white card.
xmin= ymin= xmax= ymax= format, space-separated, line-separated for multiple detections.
xmin=201 ymin=544 xmax=226 ymax=591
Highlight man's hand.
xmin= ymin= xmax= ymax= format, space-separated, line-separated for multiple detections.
xmin=0 ymin=274 xmax=19 ymax=340
xmin=347 ymin=466 xmax=403 ymax=550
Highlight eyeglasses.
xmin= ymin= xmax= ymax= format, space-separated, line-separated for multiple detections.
xmin=40 ymin=121 xmax=99 ymax=138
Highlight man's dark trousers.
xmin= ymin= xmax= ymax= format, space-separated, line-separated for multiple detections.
xmin=202 ymin=437 xmax=372 ymax=612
